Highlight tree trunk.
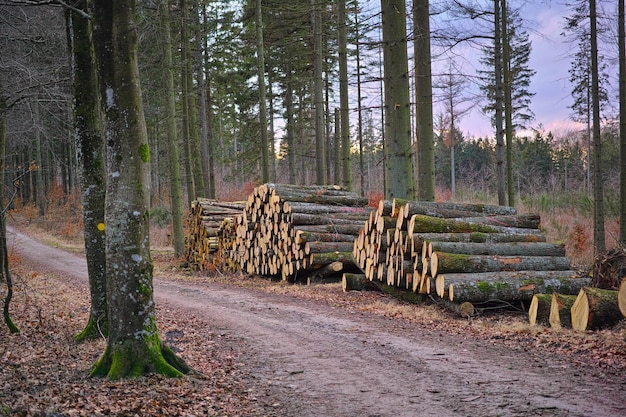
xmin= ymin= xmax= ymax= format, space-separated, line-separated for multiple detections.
xmin=381 ymin=0 xmax=415 ymax=200
xmin=494 ymin=0 xmax=506 ymax=205
xmin=158 ymin=0 xmax=185 ymax=257
xmin=501 ymin=0 xmax=515 ymax=207
xmin=617 ymin=0 xmax=626 ymax=244
xmin=255 ymin=0 xmax=270 ymax=183
xmin=571 ymin=287 xmax=621 ymax=331
xmin=312 ymin=0 xmax=326 ymax=185
xmin=91 ymin=0 xmax=188 ymax=379
xmin=68 ymin=2 xmax=108 ymax=341
xmin=590 ymin=0 xmax=605 ymax=254
xmin=338 ymin=0 xmax=351 ymax=191
xmin=413 ymin=0 xmax=435 ymax=201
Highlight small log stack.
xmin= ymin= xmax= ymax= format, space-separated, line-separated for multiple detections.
xmin=230 ymin=184 xmax=373 ymax=281
xmin=185 ymin=199 xmax=245 ymax=270
xmin=352 ymin=198 xmax=588 ymax=312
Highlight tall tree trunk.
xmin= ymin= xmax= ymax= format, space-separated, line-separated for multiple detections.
xmin=91 ymin=0 xmax=189 ymax=380
xmin=202 ymin=7 xmax=216 ymax=199
xmin=381 ymin=0 xmax=414 ymax=200
xmin=196 ymin=19 xmax=211 ymax=199
xmin=334 ymin=108 xmax=341 ymax=183
xmin=68 ymin=2 xmax=108 ymax=341
xmin=501 ymin=0 xmax=514 ymax=207
xmin=268 ymin=68 xmax=277 ymax=182
xmin=590 ymin=0 xmax=605 ymax=254
xmin=617 ymin=0 xmax=626 ymax=245
xmin=355 ymin=7 xmax=366 ymax=197
xmin=158 ymin=0 xmax=185 ymax=257
xmin=255 ymin=0 xmax=270 ymax=183
xmin=338 ymin=0 xmax=351 ymax=191
xmin=33 ymin=102 xmax=45 ymax=216
xmin=494 ymin=0 xmax=506 ymax=205
xmin=312 ymin=0 xmax=326 ymax=185
xmin=285 ymin=66 xmax=296 ymax=184
xmin=413 ymin=0 xmax=435 ymax=201
xmin=0 ymin=89 xmax=18 ymax=334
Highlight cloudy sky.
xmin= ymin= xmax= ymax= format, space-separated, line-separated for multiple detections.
xmin=455 ymin=0 xmax=619 ymax=138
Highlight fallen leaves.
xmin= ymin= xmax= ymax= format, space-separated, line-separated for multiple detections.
xmin=0 ymin=266 xmax=277 ymax=416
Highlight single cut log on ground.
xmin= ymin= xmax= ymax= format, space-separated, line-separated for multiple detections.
xmin=342 ymin=273 xmax=382 ymax=292
xmin=436 ymin=270 xmax=589 ymax=303
xmin=528 ymin=293 xmax=553 ymax=326
xmin=431 ymin=299 xmax=475 ymax=318
xmin=427 ymin=241 xmax=565 ymax=257
xmin=570 ymin=287 xmax=622 ymax=331
xmin=549 ymin=293 xmax=577 ymax=329
xmin=430 ymin=252 xmax=571 ymax=277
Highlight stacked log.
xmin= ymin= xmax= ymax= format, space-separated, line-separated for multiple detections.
xmin=185 ymin=199 xmax=245 ymax=270
xmin=352 ymin=198 xmax=588 ymax=312
xmin=230 ymin=184 xmax=372 ymax=281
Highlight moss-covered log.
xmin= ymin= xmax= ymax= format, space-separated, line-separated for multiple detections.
xmin=428 ymin=241 xmax=565 ymax=257
xmin=528 ymin=293 xmax=553 ymax=326
xmin=408 ymin=214 xmax=542 ymax=236
xmin=435 ymin=271 xmax=589 ymax=303
xmin=342 ymin=273 xmax=381 ymax=292
xmin=430 ymin=252 xmax=571 ymax=277
xmin=571 ymin=287 xmax=622 ymax=331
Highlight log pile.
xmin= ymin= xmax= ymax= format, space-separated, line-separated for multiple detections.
xmin=185 ymin=199 xmax=245 ymax=270
xmin=230 ymin=184 xmax=372 ymax=281
xmin=352 ymin=198 xmax=588 ymax=310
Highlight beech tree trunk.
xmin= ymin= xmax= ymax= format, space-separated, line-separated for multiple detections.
xmin=90 ymin=0 xmax=188 ymax=379
xmin=68 ymin=1 xmax=108 ymax=341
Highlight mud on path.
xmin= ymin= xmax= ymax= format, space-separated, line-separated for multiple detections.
xmin=7 ymin=227 xmax=626 ymax=417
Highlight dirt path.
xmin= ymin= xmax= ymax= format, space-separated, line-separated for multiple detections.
xmin=7 ymin=227 xmax=626 ymax=417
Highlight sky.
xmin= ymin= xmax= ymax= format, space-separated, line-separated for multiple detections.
xmin=446 ymin=0 xmax=616 ymax=139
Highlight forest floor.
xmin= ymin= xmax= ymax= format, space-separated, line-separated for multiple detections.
xmin=2 ymin=217 xmax=626 ymax=416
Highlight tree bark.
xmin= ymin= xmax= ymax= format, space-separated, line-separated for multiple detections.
xmin=91 ymin=0 xmax=188 ymax=379
xmin=381 ymin=0 xmax=415 ymax=200
xmin=430 ymin=252 xmax=571 ymax=277
xmin=68 ymin=1 xmax=108 ymax=341
xmin=528 ymin=293 xmax=552 ymax=326
xmin=413 ymin=0 xmax=435 ymax=201
xmin=255 ymin=0 xmax=270 ymax=183
xmin=427 ymin=241 xmax=564 ymax=257
xmin=618 ymin=278 xmax=626 ymax=318
xmin=549 ymin=293 xmax=577 ymax=329
xmin=158 ymin=0 xmax=185 ymax=257
xmin=571 ymin=287 xmax=621 ymax=331
xmin=435 ymin=271 xmax=589 ymax=303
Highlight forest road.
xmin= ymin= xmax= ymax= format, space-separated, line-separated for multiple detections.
xmin=7 ymin=226 xmax=626 ymax=417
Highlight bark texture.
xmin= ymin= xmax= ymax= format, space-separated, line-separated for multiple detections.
xmin=91 ymin=0 xmax=188 ymax=379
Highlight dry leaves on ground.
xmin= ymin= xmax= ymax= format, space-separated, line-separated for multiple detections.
xmin=0 ymin=266 xmax=279 ymax=417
